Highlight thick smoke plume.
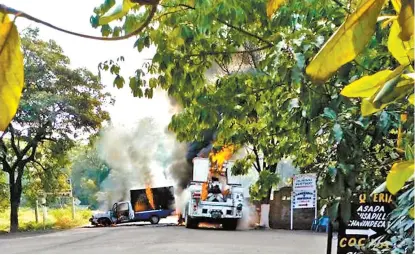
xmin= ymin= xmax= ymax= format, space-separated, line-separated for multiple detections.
xmin=96 ymin=117 xmax=174 ymax=210
xmin=95 ymin=89 xmax=185 ymax=210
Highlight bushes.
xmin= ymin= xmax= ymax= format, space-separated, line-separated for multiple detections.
xmin=20 ymin=221 xmax=54 ymax=231
xmin=0 ymin=206 xmax=92 ymax=232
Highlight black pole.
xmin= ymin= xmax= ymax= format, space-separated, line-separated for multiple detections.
xmin=326 ymin=221 xmax=333 ymax=254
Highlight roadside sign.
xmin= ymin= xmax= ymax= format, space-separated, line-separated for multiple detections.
xmin=291 ymin=173 xmax=318 ymax=229
xmin=293 ymin=173 xmax=317 ymax=191
xmin=42 ymin=190 xmax=73 ymax=197
xmin=337 ymin=192 xmax=395 ymax=254
xmin=58 ymin=192 xmax=72 ymax=197
xmin=292 ymin=174 xmax=317 ymax=209
xmin=293 ymin=190 xmax=317 ymax=209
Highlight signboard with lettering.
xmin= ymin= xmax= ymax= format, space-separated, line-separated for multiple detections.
xmin=293 ymin=173 xmax=317 ymax=191
xmin=290 ymin=173 xmax=317 ymax=229
xmin=337 ymin=192 xmax=395 ymax=254
xmin=293 ymin=190 xmax=317 ymax=209
xmin=292 ymin=174 xmax=317 ymax=209
xmin=42 ymin=190 xmax=72 ymax=197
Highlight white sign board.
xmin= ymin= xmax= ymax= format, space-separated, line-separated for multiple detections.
xmin=291 ymin=173 xmax=318 ymax=230
xmin=192 ymin=157 xmax=209 ymax=182
xmin=292 ymin=190 xmax=316 ymax=209
xmin=293 ymin=173 xmax=317 ymax=191
xmin=292 ymin=173 xmax=317 ymax=209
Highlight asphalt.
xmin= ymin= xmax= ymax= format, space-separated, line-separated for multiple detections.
xmin=0 ymin=219 xmax=331 ymax=253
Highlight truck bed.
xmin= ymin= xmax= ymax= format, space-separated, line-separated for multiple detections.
xmin=133 ymin=209 xmax=175 ymax=221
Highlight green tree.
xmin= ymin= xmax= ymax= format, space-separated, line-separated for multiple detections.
xmin=0 ymin=171 xmax=8 ymax=212
xmin=70 ymin=143 xmax=110 ymax=209
xmin=22 ymin=140 xmax=72 ymax=208
xmin=0 ymin=28 xmax=111 ymax=232
xmin=89 ymin=0 xmax=413 ymax=228
xmin=1 ymin=0 xmax=412 ymax=247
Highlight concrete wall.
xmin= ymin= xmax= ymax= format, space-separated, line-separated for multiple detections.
xmin=269 ymin=187 xmax=315 ymax=230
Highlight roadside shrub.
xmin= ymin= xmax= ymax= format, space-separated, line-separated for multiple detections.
xmin=20 ymin=221 xmax=54 ymax=231
xmin=0 ymin=206 xmax=92 ymax=232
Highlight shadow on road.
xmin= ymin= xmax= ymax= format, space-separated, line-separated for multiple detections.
xmin=82 ymin=222 xmax=178 ymax=229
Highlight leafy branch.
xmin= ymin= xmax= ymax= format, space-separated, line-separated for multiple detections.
xmin=185 ymin=44 xmax=274 ymax=58
xmin=162 ymin=3 xmax=275 ymax=47
xmin=0 ymin=3 xmax=157 ymax=41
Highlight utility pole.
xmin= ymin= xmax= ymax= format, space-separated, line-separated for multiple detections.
xmin=68 ymin=178 xmax=75 ymax=220
xmin=41 ymin=196 xmax=47 ymax=229
xmin=35 ymin=199 xmax=39 ymax=223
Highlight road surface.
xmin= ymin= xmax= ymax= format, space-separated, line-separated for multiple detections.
xmin=0 ymin=221 xmax=329 ymax=253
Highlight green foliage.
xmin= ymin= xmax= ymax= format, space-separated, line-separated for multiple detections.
xmin=22 ymin=141 xmax=72 ymax=207
xmin=360 ymin=183 xmax=414 ymax=254
xmin=0 ymin=172 xmax=8 ymax=212
xmin=249 ymin=170 xmax=280 ymax=202
xmin=88 ymin=1 xmax=414 ymax=245
xmin=0 ymin=27 xmax=111 ymax=231
xmin=70 ymin=143 xmax=110 ymax=209
xmin=0 ymin=207 xmax=92 ymax=232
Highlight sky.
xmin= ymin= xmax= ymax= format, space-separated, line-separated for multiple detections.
xmin=3 ymin=0 xmax=173 ymax=128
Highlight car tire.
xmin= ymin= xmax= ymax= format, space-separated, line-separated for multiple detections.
xmin=184 ymin=212 xmax=198 ymax=229
xmin=98 ymin=218 xmax=111 ymax=227
xmin=222 ymin=219 xmax=238 ymax=230
xmin=150 ymin=215 xmax=160 ymax=224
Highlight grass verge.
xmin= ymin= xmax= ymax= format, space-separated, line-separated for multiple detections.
xmin=0 ymin=207 xmax=91 ymax=233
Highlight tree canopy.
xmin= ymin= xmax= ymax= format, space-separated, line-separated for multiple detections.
xmin=87 ymin=0 xmax=414 ymax=235
xmin=0 ymin=0 xmax=413 ymax=248
xmin=0 ymin=28 xmax=112 ymax=232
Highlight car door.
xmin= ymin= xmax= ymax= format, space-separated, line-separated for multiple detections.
xmin=116 ymin=202 xmax=130 ymax=223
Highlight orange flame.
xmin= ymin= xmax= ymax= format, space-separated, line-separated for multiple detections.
xmin=201 ymin=182 xmax=208 ymax=201
xmin=134 ymin=201 xmax=147 ymax=211
xmin=209 ymin=145 xmax=235 ymax=174
xmin=199 ymin=222 xmax=220 ymax=229
xmin=145 ymin=184 xmax=155 ymax=210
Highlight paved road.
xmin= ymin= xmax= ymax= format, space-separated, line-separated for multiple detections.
xmin=0 ymin=222 xmax=329 ymax=253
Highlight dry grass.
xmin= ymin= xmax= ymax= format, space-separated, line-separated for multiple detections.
xmin=0 ymin=207 xmax=91 ymax=232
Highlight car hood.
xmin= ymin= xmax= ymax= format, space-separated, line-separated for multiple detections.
xmin=92 ymin=211 xmax=111 ymax=218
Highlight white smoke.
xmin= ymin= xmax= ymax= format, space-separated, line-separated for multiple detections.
xmin=95 ymin=89 xmax=182 ymax=210
xmin=174 ymin=187 xmax=191 ymax=216
xmin=237 ymin=200 xmax=259 ymax=230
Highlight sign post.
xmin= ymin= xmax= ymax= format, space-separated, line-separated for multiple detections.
xmin=41 ymin=196 xmax=47 ymax=229
xmin=67 ymin=178 xmax=75 ymax=220
xmin=291 ymin=173 xmax=317 ymax=230
xmin=337 ymin=192 xmax=395 ymax=254
xmin=290 ymin=191 xmax=294 ymax=230
xmin=35 ymin=199 xmax=39 ymax=223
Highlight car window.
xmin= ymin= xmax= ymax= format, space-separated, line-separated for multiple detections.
xmin=117 ymin=202 xmax=129 ymax=211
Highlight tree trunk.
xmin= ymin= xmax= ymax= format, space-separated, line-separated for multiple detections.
xmin=9 ymin=168 xmax=23 ymax=233
xmin=10 ymin=198 xmax=19 ymax=233
xmin=259 ymin=188 xmax=273 ymax=228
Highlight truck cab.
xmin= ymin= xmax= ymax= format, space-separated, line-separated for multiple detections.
xmin=89 ymin=201 xmax=135 ymax=226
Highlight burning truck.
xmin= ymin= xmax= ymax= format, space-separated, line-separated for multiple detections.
xmin=181 ymin=145 xmax=245 ymax=230
xmin=89 ymin=186 xmax=175 ymax=226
